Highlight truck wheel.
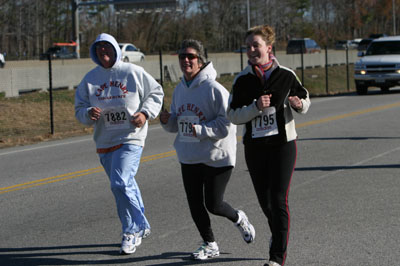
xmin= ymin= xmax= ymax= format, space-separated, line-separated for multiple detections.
xmin=0 ymin=62 xmax=4 ymax=68
xmin=356 ymin=85 xmax=368 ymax=95
xmin=123 ymin=57 xmax=129 ymax=62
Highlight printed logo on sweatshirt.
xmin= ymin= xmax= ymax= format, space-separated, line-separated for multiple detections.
xmin=176 ymin=103 xmax=207 ymax=122
xmin=95 ymin=80 xmax=128 ymax=97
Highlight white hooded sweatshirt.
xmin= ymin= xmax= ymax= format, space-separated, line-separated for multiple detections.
xmin=75 ymin=33 xmax=164 ymax=149
xmin=161 ymin=62 xmax=236 ymax=167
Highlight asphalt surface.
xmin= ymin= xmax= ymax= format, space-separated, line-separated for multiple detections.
xmin=1 ymin=89 xmax=400 ymax=266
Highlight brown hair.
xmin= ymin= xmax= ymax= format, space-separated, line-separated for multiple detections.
xmin=245 ymin=25 xmax=275 ymax=46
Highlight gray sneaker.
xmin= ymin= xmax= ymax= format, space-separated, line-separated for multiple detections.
xmin=191 ymin=241 xmax=220 ymax=260
xmin=236 ymin=210 xmax=255 ymax=243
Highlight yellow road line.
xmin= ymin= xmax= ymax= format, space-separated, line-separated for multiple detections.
xmin=1 ymin=102 xmax=399 ymax=195
xmin=296 ymin=101 xmax=400 ymax=128
xmin=0 ymin=151 xmax=177 ymax=195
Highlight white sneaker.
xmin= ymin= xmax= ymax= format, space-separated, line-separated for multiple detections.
xmin=120 ymin=234 xmax=136 ymax=254
xmin=135 ymin=228 xmax=151 ymax=247
xmin=191 ymin=241 xmax=220 ymax=260
xmin=269 ymin=261 xmax=281 ymax=266
xmin=236 ymin=210 xmax=256 ymax=243
xmin=142 ymin=228 xmax=151 ymax=239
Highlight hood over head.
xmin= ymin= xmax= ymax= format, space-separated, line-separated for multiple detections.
xmin=90 ymin=33 xmax=121 ymax=67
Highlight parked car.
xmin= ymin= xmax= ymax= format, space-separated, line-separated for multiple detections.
xmin=40 ymin=46 xmax=77 ymax=60
xmin=335 ymin=40 xmax=352 ymax=49
xmin=286 ymin=38 xmax=321 ymax=54
xmin=119 ymin=43 xmax=145 ymax=62
xmin=357 ymin=38 xmax=374 ymax=52
xmin=0 ymin=53 xmax=5 ymax=68
xmin=354 ymin=36 xmax=400 ymax=95
xmin=369 ymin=33 xmax=388 ymax=39
xmin=349 ymin=38 xmax=362 ymax=49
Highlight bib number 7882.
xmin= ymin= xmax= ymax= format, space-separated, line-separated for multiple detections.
xmin=103 ymin=107 xmax=130 ymax=130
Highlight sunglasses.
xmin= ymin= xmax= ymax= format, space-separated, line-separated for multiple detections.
xmin=178 ymin=53 xmax=199 ymax=60
xmin=96 ymin=42 xmax=113 ymax=49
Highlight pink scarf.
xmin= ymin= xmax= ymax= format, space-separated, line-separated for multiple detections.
xmin=252 ymin=53 xmax=276 ymax=85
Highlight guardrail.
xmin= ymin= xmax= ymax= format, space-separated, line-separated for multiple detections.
xmin=0 ymin=50 xmax=359 ymax=98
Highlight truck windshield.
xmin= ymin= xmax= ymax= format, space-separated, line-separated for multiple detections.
xmin=366 ymin=41 xmax=400 ymax=55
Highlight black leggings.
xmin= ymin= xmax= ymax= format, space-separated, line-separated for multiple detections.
xmin=244 ymin=140 xmax=297 ymax=266
xmin=180 ymin=163 xmax=238 ymax=243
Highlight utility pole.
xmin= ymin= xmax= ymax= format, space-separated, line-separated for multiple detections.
xmin=72 ymin=0 xmax=80 ymax=59
xmin=247 ymin=0 xmax=250 ymax=29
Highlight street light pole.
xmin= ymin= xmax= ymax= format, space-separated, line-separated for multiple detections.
xmin=393 ymin=0 xmax=397 ymax=35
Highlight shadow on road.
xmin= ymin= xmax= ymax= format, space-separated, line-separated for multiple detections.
xmin=295 ymin=164 xmax=400 ymax=171
xmin=0 ymin=244 xmax=265 ymax=266
xmin=299 ymin=136 xmax=400 ymax=141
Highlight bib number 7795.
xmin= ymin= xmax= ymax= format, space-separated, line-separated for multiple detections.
xmin=251 ymin=106 xmax=279 ymax=138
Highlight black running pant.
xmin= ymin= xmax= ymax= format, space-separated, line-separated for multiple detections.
xmin=244 ymin=140 xmax=297 ymax=266
xmin=180 ymin=163 xmax=238 ymax=243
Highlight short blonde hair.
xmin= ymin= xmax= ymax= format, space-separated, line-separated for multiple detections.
xmin=245 ymin=25 xmax=275 ymax=46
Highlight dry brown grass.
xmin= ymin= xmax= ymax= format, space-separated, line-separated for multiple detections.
xmin=0 ymin=90 xmax=93 ymax=149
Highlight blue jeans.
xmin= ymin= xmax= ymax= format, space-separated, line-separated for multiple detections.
xmin=99 ymin=144 xmax=150 ymax=235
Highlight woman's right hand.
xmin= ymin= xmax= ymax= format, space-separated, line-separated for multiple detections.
xmin=160 ymin=110 xmax=171 ymax=124
xmin=257 ymin=94 xmax=272 ymax=110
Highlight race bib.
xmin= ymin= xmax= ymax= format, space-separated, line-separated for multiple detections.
xmin=251 ymin=107 xmax=279 ymax=138
xmin=103 ymin=106 xmax=130 ymax=130
xmin=178 ymin=116 xmax=200 ymax=142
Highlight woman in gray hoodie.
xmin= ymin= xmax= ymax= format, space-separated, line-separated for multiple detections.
xmin=160 ymin=39 xmax=255 ymax=260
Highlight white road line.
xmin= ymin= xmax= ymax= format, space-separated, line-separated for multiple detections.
xmin=0 ymin=137 xmax=92 ymax=156
xmin=0 ymin=125 xmax=163 ymax=156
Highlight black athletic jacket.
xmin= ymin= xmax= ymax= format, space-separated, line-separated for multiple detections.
xmin=228 ymin=62 xmax=310 ymax=145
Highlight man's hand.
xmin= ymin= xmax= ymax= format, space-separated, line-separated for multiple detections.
xmin=131 ymin=112 xmax=147 ymax=128
xmin=88 ymin=107 xmax=101 ymax=121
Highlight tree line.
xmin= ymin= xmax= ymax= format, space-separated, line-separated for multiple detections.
xmin=0 ymin=0 xmax=398 ymax=59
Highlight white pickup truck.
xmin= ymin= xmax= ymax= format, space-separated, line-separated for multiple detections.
xmin=354 ymin=36 xmax=400 ymax=95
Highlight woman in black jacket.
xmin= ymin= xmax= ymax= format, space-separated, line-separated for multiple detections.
xmin=228 ymin=25 xmax=311 ymax=266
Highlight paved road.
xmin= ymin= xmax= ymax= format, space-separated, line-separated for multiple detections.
xmin=1 ymin=89 xmax=400 ymax=266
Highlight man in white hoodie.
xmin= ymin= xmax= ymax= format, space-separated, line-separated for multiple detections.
xmin=75 ymin=33 xmax=163 ymax=255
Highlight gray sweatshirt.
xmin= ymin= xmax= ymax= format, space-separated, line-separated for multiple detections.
xmin=161 ymin=62 xmax=236 ymax=167
xmin=75 ymin=33 xmax=164 ymax=149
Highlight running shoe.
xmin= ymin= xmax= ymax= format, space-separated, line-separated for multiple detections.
xmin=191 ymin=241 xmax=220 ymax=260
xmin=236 ymin=210 xmax=255 ymax=243
xmin=135 ymin=228 xmax=151 ymax=247
xmin=268 ymin=261 xmax=281 ymax=266
xmin=120 ymin=233 xmax=136 ymax=254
